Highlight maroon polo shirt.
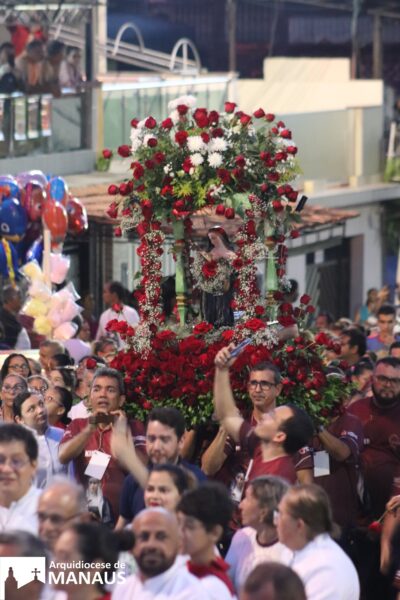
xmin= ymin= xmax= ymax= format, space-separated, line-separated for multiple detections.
xmin=348 ymin=396 xmax=400 ymax=517
xmin=60 ymin=418 xmax=146 ymax=519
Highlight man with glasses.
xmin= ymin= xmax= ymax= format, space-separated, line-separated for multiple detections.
xmin=202 ymin=357 xmax=313 ymax=506
xmin=0 ymin=423 xmax=40 ymax=533
xmin=37 ymin=477 xmax=87 ymax=553
xmin=0 ymin=374 xmax=27 ymax=422
xmin=348 ymin=356 xmax=400 ymax=518
xmin=210 ymin=346 xmax=313 ymax=488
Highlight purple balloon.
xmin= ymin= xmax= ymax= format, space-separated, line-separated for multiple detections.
xmin=17 ymin=170 xmax=48 ymax=188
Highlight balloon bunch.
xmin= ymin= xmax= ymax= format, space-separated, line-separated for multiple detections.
xmin=20 ymin=258 xmax=82 ymax=340
xmin=0 ymin=171 xmax=88 ymax=278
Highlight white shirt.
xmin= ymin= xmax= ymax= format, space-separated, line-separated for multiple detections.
xmin=289 ymin=534 xmax=360 ymax=600
xmin=68 ymin=400 xmax=89 ymax=421
xmin=200 ymin=574 xmax=234 ymax=600
xmin=33 ymin=426 xmax=69 ymax=488
xmin=96 ymin=305 xmax=139 ymax=348
xmin=112 ymin=556 xmax=210 ymax=600
xmin=15 ymin=326 xmax=31 ymax=350
xmin=226 ymin=527 xmax=291 ymax=593
xmin=0 ymin=485 xmax=41 ymax=534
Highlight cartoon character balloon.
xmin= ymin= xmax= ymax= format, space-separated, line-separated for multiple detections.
xmin=48 ymin=176 xmax=68 ymax=206
xmin=66 ymin=196 xmax=88 ymax=235
xmin=0 ymin=197 xmax=27 ymax=283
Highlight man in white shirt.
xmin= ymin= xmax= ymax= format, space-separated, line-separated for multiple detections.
xmin=0 ymin=423 xmax=41 ymax=534
xmin=13 ymin=391 xmax=69 ymax=487
xmin=112 ymin=507 xmax=210 ymax=600
xmin=95 ymin=281 xmax=139 ymax=348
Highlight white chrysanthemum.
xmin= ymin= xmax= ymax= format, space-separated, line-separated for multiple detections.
xmin=191 ymin=153 xmax=204 ymax=166
xmin=208 ymin=153 xmax=223 ymax=167
xmin=187 ymin=136 xmax=205 ymax=153
xmin=137 ymin=118 xmax=147 ymax=129
xmin=163 ymin=164 xmax=172 ymax=173
xmin=131 ymin=139 xmax=142 ymax=152
xmin=168 ymin=95 xmax=196 ymax=111
xmin=208 ymin=137 xmax=228 ymax=153
xmin=169 ymin=109 xmax=180 ymax=124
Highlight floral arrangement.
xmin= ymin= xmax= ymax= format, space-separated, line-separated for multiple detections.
xmin=104 ymin=96 xmax=352 ymax=427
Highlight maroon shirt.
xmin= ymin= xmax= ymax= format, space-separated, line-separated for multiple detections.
xmin=238 ymin=420 xmax=297 ymax=484
xmin=60 ymin=418 xmax=146 ymax=518
xmin=348 ymin=396 xmax=400 ymax=517
xmin=313 ymin=413 xmax=364 ymax=527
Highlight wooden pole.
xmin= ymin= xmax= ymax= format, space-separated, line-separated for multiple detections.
xmin=350 ymin=0 xmax=361 ymax=79
xmin=227 ymin=0 xmax=237 ymax=73
xmin=43 ymin=227 xmax=52 ymax=289
xmin=372 ymin=13 xmax=383 ymax=79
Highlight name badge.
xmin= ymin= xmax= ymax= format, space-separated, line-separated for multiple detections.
xmin=314 ymin=451 xmax=330 ymax=477
xmin=84 ymin=450 xmax=111 ymax=480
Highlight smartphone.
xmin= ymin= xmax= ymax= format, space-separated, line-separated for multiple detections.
xmin=230 ymin=338 xmax=252 ymax=358
xmin=89 ymin=414 xmax=116 ymax=425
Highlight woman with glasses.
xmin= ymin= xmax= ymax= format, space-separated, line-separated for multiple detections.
xmin=226 ymin=475 xmax=291 ymax=594
xmin=0 ymin=373 xmax=28 ymax=422
xmin=0 ymin=353 xmax=31 ymax=382
xmin=44 ymin=385 xmax=72 ymax=429
xmin=28 ymin=375 xmax=49 ymax=395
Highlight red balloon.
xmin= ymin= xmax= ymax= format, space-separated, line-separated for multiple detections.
xmin=42 ymin=200 xmax=68 ymax=244
xmin=23 ymin=183 xmax=47 ymax=222
xmin=66 ymin=196 xmax=88 ymax=235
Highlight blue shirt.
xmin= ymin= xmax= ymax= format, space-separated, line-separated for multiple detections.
xmin=119 ymin=459 xmax=207 ymax=521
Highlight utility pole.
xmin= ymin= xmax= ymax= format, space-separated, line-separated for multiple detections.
xmin=372 ymin=13 xmax=383 ymax=79
xmin=227 ymin=0 xmax=237 ymax=72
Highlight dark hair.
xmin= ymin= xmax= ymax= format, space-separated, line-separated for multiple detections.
xmin=150 ymin=464 xmax=194 ymax=496
xmin=0 ymin=531 xmax=47 ymax=557
xmin=26 ymin=39 xmax=44 ymax=53
xmin=288 ymin=279 xmax=298 ymax=294
xmin=67 ymin=523 xmax=134 ymax=590
xmin=51 ymin=367 xmax=75 ymax=390
xmin=278 ymin=404 xmax=314 ymax=455
xmin=91 ymin=367 xmax=125 ymax=395
xmin=1 ymin=353 xmax=31 ymax=381
xmin=108 ymin=281 xmax=125 ymax=302
xmin=0 ymin=423 xmax=38 ymax=461
xmin=342 ymin=327 xmax=367 ymax=357
xmin=375 ymin=356 xmax=400 ymax=370
xmin=54 ymin=386 xmax=73 ymax=425
xmin=0 ymin=42 xmax=15 ymax=68
xmin=147 ymin=407 xmax=185 ymax=440
xmin=243 ymin=562 xmax=306 ymax=600
xmin=177 ymin=482 xmax=234 ymax=533
xmin=13 ymin=391 xmax=41 ymax=419
xmin=284 ymin=484 xmax=334 ymax=540
xmin=390 ymin=342 xmax=400 ymax=354
xmin=249 ymin=362 xmax=281 ymax=385
xmin=352 ymin=359 xmax=374 ymax=377
xmin=377 ymin=303 xmax=396 ymax=317
xmin=51 ymin=353 xmax=74 ymax=368
xmin=317 ymin=310 xmax=334 ymax=325
xmin=250 ymin=476 xmax=289 ymax=526
xmin=205 ymin=226 xmax=234 ymax=252
xmin=93 ymin=338 xmax=118 ymax=355
xmin=47 ymin=40 xmax=65 ymax=57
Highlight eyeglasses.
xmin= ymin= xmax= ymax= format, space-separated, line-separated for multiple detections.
xmin=9 ymin=364 xmax=29 ymax=372
xmin=375 ymin=374 xmax=400 ymax=386
xmin=0 ymin=456 xmax=30 ymax=470
xmin=37 ymin=512 xmax=79 ymax=526
xmin=248 ymin=380 xmax=277 ymax=391
xmin=29 ymin=386 xmax=47 ymax=394
xmin=2 ymin=384 xmax=26 ymax=393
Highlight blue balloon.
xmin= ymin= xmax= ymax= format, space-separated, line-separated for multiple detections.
xmin=25 ymin=236 xmax=43 ymax=264
xmin=48 ymin=176 xmax=67 ymax=203
xmin=0 ymin=176 xmax=20 ymax=200
xmin=0 ymin=197 xmax=28 ymax=241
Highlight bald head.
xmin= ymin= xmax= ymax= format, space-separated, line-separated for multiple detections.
xmin=38 ymin=479 xmax=86 ymax=551
xmin=132 ymin=508 xmax=179 ymax=579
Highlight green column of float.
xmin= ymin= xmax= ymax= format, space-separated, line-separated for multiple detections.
xmin=172 ymin=218 xmax=187 ymax=325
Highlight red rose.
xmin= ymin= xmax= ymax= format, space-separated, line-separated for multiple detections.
xmin=175 ymin=130 xmax=188 ymax=146
xmin=268 ymin=172 xmax=280 ymax=182
xmin=130 ymin=118 xmax=139 ymax=128
xmin=306 ymin=305 xmax=316 ymax=313
xmin=224 ymin=101 xmax=236 ymax=113
xmin=232 ymin=258 xmax=243 ymax=269
xmin=118 ymin=145 xmax=131 ymax=157
xmin=253 ymin=108 xmax=265 ymax=118
xmin=119 ymin=183 xmax=129 ymax=196
xmin=240 ymin=114 xmax=252 ymax=125
xmin=287 ymin=145 xmax=298 ymax=155
xmin=244 ymin=318 xmax=265 ymax=331
xmin=156 ymin=330 xmax=176 ymax=342
xmin=225 ymin=208 xmax=235 ymax=219
xmin=145 ymin=159 xmax=155 ymax=170
xmin=280 ymin=302 xmax=293 ymax=314
xmin=215 ymin=204 xmax=225 ymax=216
xmin=368 ymin=521 xmax=382 ymax=534
xmin=208 ymin=110 xmax=220 ymax=125
xmin=102 ymin=149 xmax=112 ymax=159
xmin=272 ymin=200 xmax=284 ymax=212
xmin=147 ymin=138 xmax=158 ymax=148
xmin=290 ymin=230 xmax=300 ymax=239
xmin=153 ymin=152 xmax=166 ymax=164
xmin=202 ymin=261 xmax=217 ymax=278
xmin=193 ymin=322 xmax=213 ymax=335
xmin=182 ymin=157 xmax=192 ymax=173
xmin=211 ymin=127 xmax=224 ymax=138
xmin=133 ymin=164 xmax=144 ymax=180
xmin=177 ymin=104 xmax=189 ymax=115
xmin=201 ymin=132 xmax=210 ymax=143
xmin=278 ymin=315 xmax=296 ymax=327
xmin=235 ymin=155 xmax=246 ymax=168
xmin=255 ymin=305 xmax=265 ymax=316
xmin=143 ymin=401 xmax=153 ymax=411
xmin=217 ymin=169 xmax=231 ymax=184
xmin=85 ymin=357 xmax=97 ymax=370
xmin=108 ymin=184 xmax=119 ymax=196
xmin=273 ymin=291 xmax=284 ymax=301
xmin=161 ymin=118 xmax=173 ymax=129
xmin=114 ymin=227 xmax=122 ymax=237
xmin=194 ymin=109 xmax=209 ymax=128
xmin=280 ymin=129 xmax=292 ymax=139
xmin=299 ymin=294 xmax=311 ymax=305
xmin=265 ymin=113 xmax=275 ymax=122
xmin=145 ymin=116 xmax=157 ymax=129
xmin=107 ymin=202 xmax=118 ymax=218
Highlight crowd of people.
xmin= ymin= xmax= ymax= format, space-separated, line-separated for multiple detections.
xmin=0 ymin=277 xmax=400 ymax=599
xmin=0 ymin=16 xmax=84 ymax=96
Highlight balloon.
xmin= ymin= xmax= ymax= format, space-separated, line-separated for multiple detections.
xmin=0 ymin=176 xmax=20 ymax=200
xmin=0 ymin=238 xmax=20 ymax=282
xmin=23 ymin=182 xmax=46 ymax=222
xmin=42 ymin=200 xmax=68 ymax=245
xmin=0 ymin=197 xmax=28 ymax=242
xmin=66 ymin=196 xmax=88 ymax=235
xmin=17 ymin=170 xmax=48 ymax=188
xmin=48 ymin=177 xmax=68 ymax=205
xmin=34 ymin=315 xmax=53 ymax=337
xmin=25 ymin=237 xmax=43 ymax=264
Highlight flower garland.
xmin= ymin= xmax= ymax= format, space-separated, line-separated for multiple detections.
xmin=192 ymin=253 xmax=234 ymax=295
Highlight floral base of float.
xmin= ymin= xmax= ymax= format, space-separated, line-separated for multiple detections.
xmin=105 ymin=96 xmax=352 ymax=427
